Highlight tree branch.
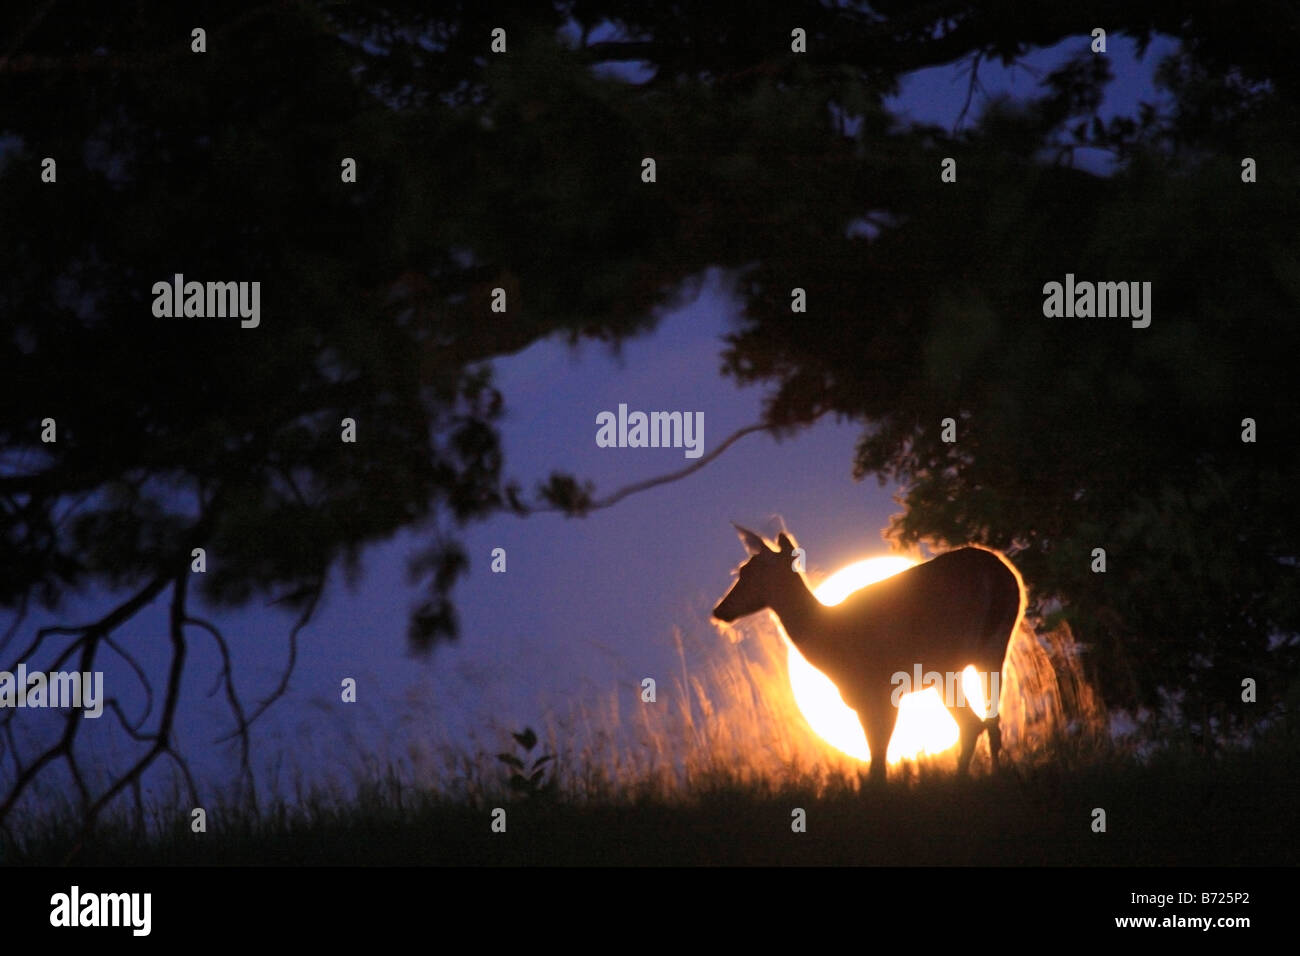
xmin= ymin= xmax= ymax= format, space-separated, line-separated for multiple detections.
xmin=953 ymin=50 xmax=984 ymax=133
xmin=215 ymin=580 xmax=322 ymax=743
xmin=186 ymin=613 xmax=256 ymax=807
xmin=524 ymin=411 xmax=829 ymax=516
xmin=74 ymin=572 xmax=190 ymax=841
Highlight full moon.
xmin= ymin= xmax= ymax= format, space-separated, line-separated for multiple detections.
xmin=786 ymin=556 xmax=988 ymax=764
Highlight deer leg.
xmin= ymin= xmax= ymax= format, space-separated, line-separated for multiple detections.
xmin=984 ymin=715 xmax=1002 ymax=772
xmin=858 ymin=695 xmax=899 ymax=785
xmin=955 ymin=707 xmax=983 ymax=777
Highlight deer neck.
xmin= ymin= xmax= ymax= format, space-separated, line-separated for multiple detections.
xmin=769 ymin=576 xmax=827 ymax=650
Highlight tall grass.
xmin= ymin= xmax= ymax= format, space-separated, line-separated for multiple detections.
xmin=388 ymin=606 xmax=1111 ymax=811
xmin=7 ymin=606 xmax=1224 ymax=866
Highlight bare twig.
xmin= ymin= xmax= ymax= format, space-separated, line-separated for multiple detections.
xmin=75 ymin=573 xmax=190 ymax=838
xmin=0 ymin=592 xmax=28 ymax=655
xmin=103 ymin=698 xmax=157 ymax=742
xmin=954 ymin=50 xmax=983 ymax=134
xmin=186 ymin=613 xmax=256 ymax=806
xmin=216 ymin=580 xmax=322 ymax=742
xmin=0 ymin=618 xmax=103 ymax=825
xmin=524 ymin=412 xmax=830 ymax=516
xmin=103 ymin=634 xmax=155 ymax=732
xmin=3 ymin=575 xmax=169 ymax=677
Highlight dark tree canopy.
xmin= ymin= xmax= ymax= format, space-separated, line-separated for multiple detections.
xmin=1 ymin=1 xmax=1297 ymax=823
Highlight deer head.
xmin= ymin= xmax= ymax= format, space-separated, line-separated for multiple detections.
xmin=712 ymin=524 xmax=801 ymax=623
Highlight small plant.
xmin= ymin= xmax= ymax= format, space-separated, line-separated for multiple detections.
xmin=496 ymin=727 xmax=556 ymax=799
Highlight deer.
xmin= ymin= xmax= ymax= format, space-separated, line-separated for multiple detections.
xmin=712 ymin=525 xmax=1025 ymax=783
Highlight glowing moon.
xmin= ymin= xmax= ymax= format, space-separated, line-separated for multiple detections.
xmin=786 ymin=556 xmax=987 ymax=764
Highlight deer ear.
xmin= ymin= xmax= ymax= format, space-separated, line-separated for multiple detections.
xmin=777 ymin=533 xmax=796 ymax=554
xmin=733 ymin=523 xmax=770 ymax=554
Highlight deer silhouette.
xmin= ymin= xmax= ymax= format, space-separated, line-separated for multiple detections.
xmin=713 ymin=526 xmax=1024 ymax=782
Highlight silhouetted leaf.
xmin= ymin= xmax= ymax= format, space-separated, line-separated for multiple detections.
xmin=496 ymin=753 xmax=524 ymax=770
xmin=535 ymin=473 xmax=595 ymax=516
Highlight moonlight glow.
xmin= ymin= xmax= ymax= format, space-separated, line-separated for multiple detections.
xmin=786 ymin=556 xmax=989 ymax=764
